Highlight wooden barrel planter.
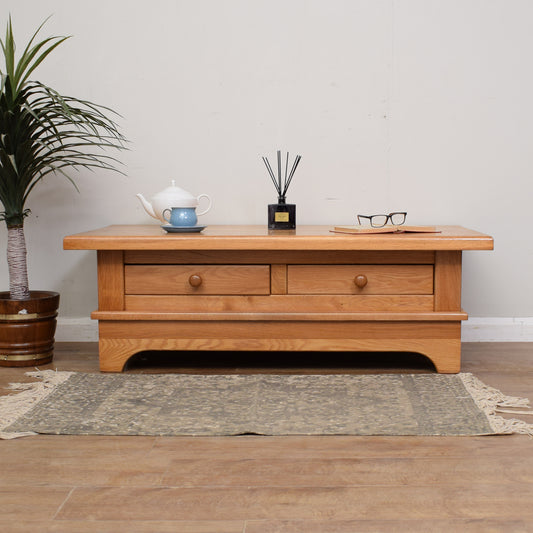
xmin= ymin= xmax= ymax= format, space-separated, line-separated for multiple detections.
xmin=0 ymin=291 xmax=60 ymax=367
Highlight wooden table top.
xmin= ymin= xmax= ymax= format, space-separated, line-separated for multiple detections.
xmin=63 ymin=225 xmax=494 ymax=252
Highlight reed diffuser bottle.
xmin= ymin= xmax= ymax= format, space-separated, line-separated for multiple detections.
xmin=262 ymin=150 xmax=301 ymax=230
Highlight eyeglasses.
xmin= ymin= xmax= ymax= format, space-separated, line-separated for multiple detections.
xmin=357 ymin=211 xmax=407 ymax=228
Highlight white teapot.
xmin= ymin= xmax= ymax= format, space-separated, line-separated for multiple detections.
xmin=136 ymin=180 xmax=212 ymax=223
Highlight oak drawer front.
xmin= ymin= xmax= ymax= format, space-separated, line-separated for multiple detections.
xmin=125 ymin=265 xmax=270 ymax=295
xmin=287 ymin=265 xmax=433 ymax=295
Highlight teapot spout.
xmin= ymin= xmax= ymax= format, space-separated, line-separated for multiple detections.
xmin=136 ymin=194 xmax=157 ymax=219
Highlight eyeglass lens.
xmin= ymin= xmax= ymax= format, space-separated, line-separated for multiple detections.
xmin=389 ymin=212 xmax=406 ymax=225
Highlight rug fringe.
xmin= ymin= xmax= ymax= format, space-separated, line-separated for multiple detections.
xmin=0 ymin=370 xmax=73 ymax=439
xmin=459 ymin=373 xmax=533 ymax=436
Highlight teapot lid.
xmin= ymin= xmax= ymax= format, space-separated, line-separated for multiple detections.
xmin=155 ymin=180 xmax=198 ymax=207
xmin=161 ymin=180 xmax=195 ymax=198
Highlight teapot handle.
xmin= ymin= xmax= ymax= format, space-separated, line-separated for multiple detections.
xmin=162 ymin=208 xmax=172 ymax=224
xmin=196 ymin=194 xmax=212 ymax=216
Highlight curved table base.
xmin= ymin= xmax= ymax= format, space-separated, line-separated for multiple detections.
xmin=97 ymin=320 xmax=462 ymax=374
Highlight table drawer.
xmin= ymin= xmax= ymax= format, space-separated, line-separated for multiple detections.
xmin=287 ymin=265 xmax=433 ymax=295
xmin=125 ymin=265 xmax=270 ymax=295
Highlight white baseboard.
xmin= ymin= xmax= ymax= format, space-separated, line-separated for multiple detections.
xmin=462 ymin=317 xmax=533 ymax=342
xmin=56 ymin=317 xmax=98 ymax=342
xmin=54 ymin=317 xmax=533 ymax=343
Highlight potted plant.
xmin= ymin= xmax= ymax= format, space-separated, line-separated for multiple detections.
xmin=0 ymin=17 xmax=125 ymax=366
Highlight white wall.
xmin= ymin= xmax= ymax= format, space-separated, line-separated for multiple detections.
xmin=2 ymin=1 xmax=532 ymax=340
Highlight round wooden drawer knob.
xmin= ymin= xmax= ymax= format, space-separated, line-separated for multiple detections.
xmin=188 ymin=274 xmax=203 ymax=287
xmin=354 ymin=274 xmax=368 ymax=288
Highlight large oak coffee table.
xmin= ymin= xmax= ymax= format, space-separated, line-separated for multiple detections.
xmin=63 ymin=225 xmax=493 ymax=372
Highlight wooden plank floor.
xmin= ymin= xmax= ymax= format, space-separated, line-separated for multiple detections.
xmin=0 ymin=342 xmax=532 ymax=532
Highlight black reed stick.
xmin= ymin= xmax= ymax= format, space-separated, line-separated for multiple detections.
xmin=262 ymin=156 xmax=281 ymax=195
xmin=283 ymin=154 xmax=301 ymax=196
xmin=284 ymin=151 xmax=289 ymax=190
xmin=277 ymin=150 xmax=282 ymax=196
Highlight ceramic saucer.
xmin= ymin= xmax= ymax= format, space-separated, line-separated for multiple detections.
xmin=161 ymin=225 xmax=207 ymax=233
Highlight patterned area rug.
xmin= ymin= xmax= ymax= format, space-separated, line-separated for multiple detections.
xmin=1 ymin=371 xmax=532 ymax=439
